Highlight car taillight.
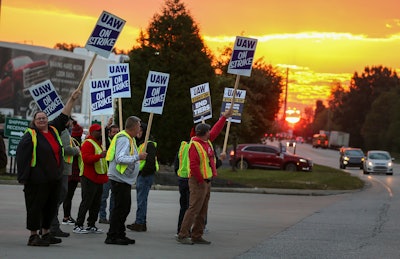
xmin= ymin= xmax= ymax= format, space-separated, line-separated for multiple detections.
xmin=229 ymin=150 xmax=234 ymax=156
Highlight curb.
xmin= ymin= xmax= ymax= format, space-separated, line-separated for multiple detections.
xmin=1 ymin=180 xmax=360 ymax=196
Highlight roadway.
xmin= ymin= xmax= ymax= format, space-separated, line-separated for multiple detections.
xmin=1 ymin=142 xmax=400 ymax=258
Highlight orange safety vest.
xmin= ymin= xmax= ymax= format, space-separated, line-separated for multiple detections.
xmin=189 ymin=140 xmax=214 ymax=179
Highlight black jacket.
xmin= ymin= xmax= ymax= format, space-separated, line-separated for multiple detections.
xmin=17 ymin=113 xmax=69 ymax=184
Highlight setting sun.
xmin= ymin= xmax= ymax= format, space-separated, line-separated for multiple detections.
xmin=2 ymin=0 xmax=400 ymax=114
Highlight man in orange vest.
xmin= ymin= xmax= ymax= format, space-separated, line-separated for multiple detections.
xmin=176 ymin=108 xmax=232 ymax=245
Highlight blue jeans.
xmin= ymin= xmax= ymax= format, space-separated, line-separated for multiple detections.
xmin=99 ymin=180 xmax=114 ymax=220
xmin=135 ymin=174 xmax=154 ymax=224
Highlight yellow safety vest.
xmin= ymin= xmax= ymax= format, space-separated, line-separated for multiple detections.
xmin=63 ymin=137 xmax=74 ymax=164
xmin=106 ymin=130 xmax=135 ymax=174
xmin=138 ymin=141 xmax=159 ymax=172
xmin=80 ymin=139 xmax=107 ymax=175
xmin=189 ymin=140 xmax=214 ymax=179
xmin=25 ymin=126 xmax=63 ymax=167
xmin=177 ymin=141 xmax=189 ymax=178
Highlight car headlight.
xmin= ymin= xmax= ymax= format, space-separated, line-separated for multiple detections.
xmin=368 ymin=161 xmax=373 ymax=166
xmin=299 ymin=158 xmax=307 ymax=163
xmin=388 ymin=162 xmax=393 ymax=167
xmin=344 ymin=156 xmax=350 ymax=161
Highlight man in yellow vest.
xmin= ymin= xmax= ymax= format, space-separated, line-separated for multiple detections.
xmin=105 ymin=116 xmax=147 ymax=245
xmin=177 ymin=108 xmax=233 ymax=245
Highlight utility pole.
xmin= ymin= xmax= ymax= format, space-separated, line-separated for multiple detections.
xmin=283 ymin=67 xmax=289 ymax=123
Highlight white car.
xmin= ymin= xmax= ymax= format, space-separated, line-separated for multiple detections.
xmin=363 ymin=150 xmax=394 ymax=175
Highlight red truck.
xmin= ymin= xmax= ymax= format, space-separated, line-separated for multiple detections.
xmin=0 ymin=56 xmax=49 ymax=114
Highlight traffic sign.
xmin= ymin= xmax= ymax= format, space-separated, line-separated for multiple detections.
xmin=8 ymin=137 xmax=21 ymax=157
xmin=5 ymin=117 xmax=29 ymax=138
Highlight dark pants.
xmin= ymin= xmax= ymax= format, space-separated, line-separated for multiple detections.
xmin=24 ymin=180 xmax=61 ymax=231
xmin=107 ymin=180 xmax=131 ymax=239
xmin=50 ymin=175 xmax=68 ymax=231
xmin=177 ymin=177 xmax=189 ymax=234
xmin=63 ymin=180 xmax=79 ymax=218
xmin=76 ymin=176 xmax=103 ymax=227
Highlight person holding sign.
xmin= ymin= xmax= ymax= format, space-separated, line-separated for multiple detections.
xmin=73 ymin=123 xmax=108 ymax=234
xmin=17 ymin=88 xmax=81 ymax=247
xmin=176 ymin=108 xmax=233 ymax=245
xmin=105 ymin=116 xmax=147 ymax=245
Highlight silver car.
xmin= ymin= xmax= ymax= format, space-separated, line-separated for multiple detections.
xmin=363 ymin=150 xmax=394 ymax=175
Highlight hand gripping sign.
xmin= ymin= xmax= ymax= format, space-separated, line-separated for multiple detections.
xmin=28 ymin=80 xmax=64 ymax=121
xmin=141 ymin=71 xmax=170 ymax=152
xmin=191 ymin=83 xmax=212 ymax=123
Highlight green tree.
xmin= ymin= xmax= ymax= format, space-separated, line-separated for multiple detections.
xmin=124 ymin=0 xmax=216 ymax=164
xmin=330 ymin=66 xmax=400 ymax=147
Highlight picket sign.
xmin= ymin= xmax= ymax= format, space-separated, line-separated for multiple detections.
xmin=221 ymin=74 xmax=240 ymax=156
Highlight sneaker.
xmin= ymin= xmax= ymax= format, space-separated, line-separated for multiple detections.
xmin=99 ymin=218 xmax=110 ymax=224
xmin=27 ymin=234 xmax=49 ymax=247
xmin=86 ymin=226 xmax=103 ymax=234
xmin=51 ymin=229 xmax=70 ymax=237
xmin=126 ymin=223 xmax=147 ymax=232
xmin=73 ymin=226 xmax=89 ymax=234
xmin=176 ymin=236 xmax=194 ymax=245
xmin=62 ymin=216 xmax=76 ymax=225
xmin=42 ymin=233 xmax=62 ymax=244
xmin=192 ymin=237 xmax=211 ymax=245
xmin=105 ymin=237 xmax=129 ymax=245
xmin=122 ymin=236 xmax=136 ymax=244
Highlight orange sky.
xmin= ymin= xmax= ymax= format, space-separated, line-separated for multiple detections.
xmin=2 ymin=0 xmax=400 ymax=114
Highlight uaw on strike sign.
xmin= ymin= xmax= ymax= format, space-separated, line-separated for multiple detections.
xmin=141 ymin=71 xmax=169 ymax=115
xmin=85 ymin=11 xmax=126 ymax=58
xmin=228 ymin=36 xmax=258 ymax=77
xmin=29 ymin=80 xmax=64 ymax=120
xmin=191 ymin=83 xmax=212 ymax=123
xmin=108 ymin=63 xmax=131 ymax=98
xmin=90 ymin=78 xmax=113 ymax=115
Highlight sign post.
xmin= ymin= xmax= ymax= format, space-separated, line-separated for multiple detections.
xmin=222 ymin=36 xmax=258 ymax=156
xmin=141 ymin=71 xmax=170 ymax=152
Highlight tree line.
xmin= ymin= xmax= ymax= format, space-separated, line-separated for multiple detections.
xmin=54 ymin=0 xmax=400 ymax=163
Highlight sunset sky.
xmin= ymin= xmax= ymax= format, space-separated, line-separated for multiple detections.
xmin=2 ymin=0 xmax=400 ymax=115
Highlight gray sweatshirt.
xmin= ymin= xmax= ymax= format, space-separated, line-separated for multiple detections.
xmin=107 ymin=134 xmax=140 ymax=185
xmin=61 ymin=129 xmax=80 ymax=176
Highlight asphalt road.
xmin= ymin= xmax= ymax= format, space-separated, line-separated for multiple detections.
xmin=2 ymin=142 xmax=400 ymax=258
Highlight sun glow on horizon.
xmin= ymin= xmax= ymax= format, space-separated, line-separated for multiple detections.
xmin=3 ymin=1 xmax=400 ymax=114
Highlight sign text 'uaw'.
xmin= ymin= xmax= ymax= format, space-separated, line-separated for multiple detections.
xmin=190 ymin=83 xmax=212 ymax=123
xmin=85 ymin=11 xmax=126 ymax=58
xmin=108 ymin=63 xmax=131 ymax=98
xmin=221 ymin=87 xmax=247 ymax=123
xmin=90 ymin=78 xmax=113 ymax=115
xmin=28 ymin=80 xmax=64 ymax=121
xmin=228 ymin=36 xmax=258 ymax=77
xmin=141 ymin=71 xmax=170 ymax=115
